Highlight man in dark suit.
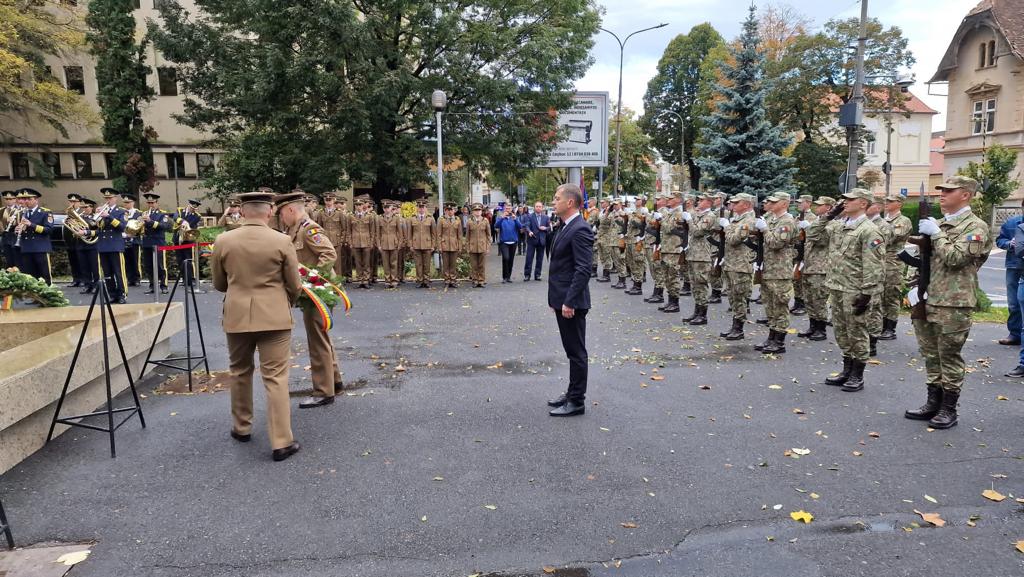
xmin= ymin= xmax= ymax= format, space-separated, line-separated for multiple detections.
xmin=546 ymin=184 xmax=594 ymax=417
xmin=524 ymin=201 xmax=551 ymax=281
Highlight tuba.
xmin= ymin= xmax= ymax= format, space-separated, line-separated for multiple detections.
xmin=64 ymin=208 xmax=98 ymax=244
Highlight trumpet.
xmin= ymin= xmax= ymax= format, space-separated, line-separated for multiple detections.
xmin=92 ymin=203 xmax=112 ymax=222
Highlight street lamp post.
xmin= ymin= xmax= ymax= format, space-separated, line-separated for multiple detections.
xmin=432 ymin=90 xmax=447 ymax=211
xmin=658 ymin=109 xmax=686 ymax=190
xmin=601 ymin=23 xmax=668 ymax=199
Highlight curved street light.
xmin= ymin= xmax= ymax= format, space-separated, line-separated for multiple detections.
xmin=658 ymin=109 xmax=688 ymax=190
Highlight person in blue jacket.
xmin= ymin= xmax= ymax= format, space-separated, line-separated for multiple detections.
xmin=995 ymin=200 xmax=1024 ymax=347
xmin=494 ymin=205 xmax=524 ymax=283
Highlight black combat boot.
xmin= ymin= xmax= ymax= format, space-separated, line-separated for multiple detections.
xmin=754 ymin=329 xmax=774 ymax=352
xmin=661 ymin=295 xmax=680 ymax=313
xmin=789 ymin=298 xmax=806 ymax=315
xmin=928 ymin=390 xmax=959 ymax=429
xmin=688 ymin=305 xmax=708 ymax=326
xmin=723 ymin=318 xmax=745 ymax=340
xmin=708 ymin=289 xmax=722 ymax=304
xmin=644 ymin=287 xmax=664 ymax=303
xmin=612 ymin=276 xmax=626 ymax=289
xmin=797 ymin=320 xmax=815 ymax=338
xmin=680 ymin=282 xmax=692 ymax=296
xmin=869 ymin=336 xmax=878 ymax=357
xmin=877 ymin=318 xmax=897 ymax=341
xmin=761 ymin=330 xmax=786 ymax=354
xmin=681 ymin=303 xmax=697 ymax=322
xmin=841 ymin=360 xmax=865 ymax=392
xmin=596 ymin=269 xmax=611 ymax=283
xmin=825 ymin=357 xmax=852 ymax=386
xmin=755 ymin=318 xmax=769 ymax=325
xmin=591 ymin=264 xmax=598 ymax=278
xmin=905 ymin=385 xmax=943 ymax=421
xmin=625 ymin=280 xmax=643 ymax=295
xmin=807 ymin=319 xmax=828 ymax=342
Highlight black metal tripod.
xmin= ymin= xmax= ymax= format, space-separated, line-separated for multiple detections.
xmin=138 ymin=259 xmax=209 ymax=391
xmin=46 ymin=281 xmax=146 ymax=458
xmin=0 ymin=498 xmax=13 ymax=549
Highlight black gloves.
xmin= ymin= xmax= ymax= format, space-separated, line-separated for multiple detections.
xmin=852 ymin=293 xmax=871 ymax=316
xmin=824 ymin=201 xmax=845 ymax=221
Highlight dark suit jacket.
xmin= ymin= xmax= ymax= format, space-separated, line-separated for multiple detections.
xmin=526 ymin=212 xmax=551 ymax=246
xmin=548 ymin=212 xmax=594 ymax=310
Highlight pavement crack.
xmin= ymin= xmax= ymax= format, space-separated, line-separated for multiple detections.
xmin=141 ymin=550 xmax=430 ymax=573
xmin=889 ymin=454 xmax=1022 ymax=467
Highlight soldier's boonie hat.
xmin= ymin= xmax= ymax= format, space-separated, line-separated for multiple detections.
xmin=17 ymin=188 xmax=41 ymax=198
xmin=1 ymin=191 xmax=16 ymax=199
xmin=187 ymin=198 xmax=202 ymax=207
xmin=813 ymin=196 xmax=837 ymax=205
xmin=732 ymin=192 xmax=756 ymax=203
xmin=884 ymin=193 xmax=905 ymax=203
xmin=471 ymin=203 xmax=483 ymax=211
xmin=143 ymin=193 xmax=160 ymax=201
xmin=635 ymin=194 xmax=647 ymax=201
xmin=798 ymin=194 xmax=814 ymax=203
xmin=765 ymin=191 xmax=792 ymax=203
xmin=237 ymin=191 xmax=275 ymax=206
xmin=273 ymin=191 xmax=306 ymax=208
xmin=936 ymin=175 xmax=978 ymax=193
xmin=841 ymin=188 xmax=873 ymax=202
xmin=100 ymin=187 xmax=119 ymax=198
xmin=698 ymin=191 xmax=717 ymax=200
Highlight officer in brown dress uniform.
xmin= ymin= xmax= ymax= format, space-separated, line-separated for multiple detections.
xmin=275 ymin=191 xmax=344 ymax=409
xmin=409 ymin=199 xmax=437 ymax=287
xmin=437 ymin=202 xmax=462 ymax=287
xmin=466 ymin=203 xmax=491 ymax=287
xmin=217 ymin=198 xmax=244 ymax=231
xmin=349 ymin=196 xmax=378 ymax=288
xmin=376 ymin=200 xmax=404 ymax=288
xmin=312 ymin=192 xmax=348 ymax=278
xmin=211 ymin=191 xmax=302 ymax=461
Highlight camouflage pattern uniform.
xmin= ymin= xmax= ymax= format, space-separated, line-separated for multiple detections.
xmin=866 ymin=211 xmax=893 ymax=341
xmin=760 ymin=193 xmax=797 ymax=334
xmin=625 ymin=202 xmax=648 ymax=285
xmin=801 ymin=197 xmax=835 ymax=328
xmin=708 ymin=192 xmax=727 ymax=300
xmin=644 ymin=194 xmax=667 ymax=295
xmin=659 ymin=194 xmax=686 ymax=306
xmin=722 ymin=195 xmax=756 ymax=323
xmin=597 ymin=204 xmax=618 ymax=277
xmin=587 ymin=205 xmax=601 ymax=275
xmin=686 ymin=198 xmax=717 ymax=309
xmin=883 ymin=197 xmax=913 ymax=328
xmin=792 ymin=194 xmax=815 ymax=308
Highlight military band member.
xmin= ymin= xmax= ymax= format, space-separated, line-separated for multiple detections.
xmin=643 ymin=192 xmax=668 ymax=304
xmin=753 ymin=191 xmax=797 ymax=354
xmin=624 ymin=195 xmax=648 ymax=295
xmin=904 ymin=176 xmax=992 ymax=429
xmin=658 ymin=190 xmax=685 ymax=313
xmin=681 ymin=191 xmax=717 ymax=324
xmin=61 ymin=193 xmax=85 ymax=287
xmin=719 ymin=192 xmax=757 ymax=340
xmin=1 ymin=191 xmax=19 ymax=269
xmin=349 ymin=196 xmax=378 ymax=288
xmin=312 ymin=193 xmax=349 ymax=278
xmin=822 ymin=188 xmax=883 ymax=392
xmin=879 ymin=193 xmax=912 ymax=340
xmin=790 ymin=194 xmax=815 ymax=315
xmin=14 ymin=188 xmax=53 ymax=284
xmin=218 ymin=198 xmax=243 ymax=231
xmin=594 ymin=199 xmax=613 ymax=282
xmin=121 ymin=193 xmax=143 ymax=287
xmin=85 ymin=188 xmax=129 ymax=303
xmin=211 ymin=190 xmax=302 ymax=461
xmin=377 ymin=201 xmax=404 ymax=288
xmin=465 ymin=203 xmax=490 ymax=287
xmin=586 ymin=198 xmax=599 ymax=278
xmin=796 ymin=196 xmax=835 ymax=341
xmin=409 ymin=199 xmax=437 ymax=287
xmin=140 ymin=193 xmax=172 ymax=295
xmin=173 ymin=199 xmax=203 ymax=286
xmin=437 ymin=202 xmax=462 ymax=288
xmin=275 ymin=191 xmax=343 ymax=409
xmin=76 ymin=198 xmax=100 ymax=293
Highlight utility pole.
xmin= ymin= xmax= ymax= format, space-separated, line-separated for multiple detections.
xmin=843 ymin=0 xmax=869 ymax=193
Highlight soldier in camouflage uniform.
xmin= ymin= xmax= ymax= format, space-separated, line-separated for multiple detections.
xmin=707 ymin=192 xmax=726 ymax=304
xmin=905 ymin=176 xmax=992 ymax=429
xmin=790 ymin=194 xmax=815 ymax=315
xmin=753 ymin=191 xmax=797 ymax=354
xmin=719 ymin=192 xmax=756 ymax=340
xmin=796 ymin=196 xmax=835 ymax=341
xmin=879 ymin=193 xmax=912 ymax=340
xmin=587 ymin=198 xmax=600 ymax=278
xmin=595 ymin=199 xmax=615 ymax=283
xmin=624 ymin=195 xmax=649 ymax=295
xmin=822 ymin=188 xmax=884 ymax=392
xmin=644 ymin=192 xmax=668 ymax=304
xmin=865 ymin=197 xmax=893 ymax=357
xmin=610 ymin=198 xmax=629 ymax=289
xmin=658 ymin=191 xmax=686 ymax=313
xmin=679 ymin=194 xmax=694 ymax=296
xmin=681 ymin=191 xmax=717 ymax=325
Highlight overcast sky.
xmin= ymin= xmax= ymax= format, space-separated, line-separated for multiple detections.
xmin=575 ymin=0 xmax=974 ymax=133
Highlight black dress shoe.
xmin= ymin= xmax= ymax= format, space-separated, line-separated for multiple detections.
xmin=524 ymin=277 xmax=531 ymax=282
xmin=547 ymin=393 xmax=568 ymax=407
xmin=1006 ymin=365 xmax=1024 ymax=378
xmin=550 ymin=400 xmax=585 ymax=417
xmin=144 ymin=289 xmax=155 ymax=295
xmin=998 ymin=337 xmax=1021 ymax=346
xmin=298 ymin=395 xmax=335 ymax=409
xmin=160 ymin=287 xmax=168 ymax=294
xmin=69 ymin=281 xmax=81 ymax=287
xmin=230 ymin=430 xmax=251 ymax=443
xmin=334 ymin=381 xmax=344 ymax=393
xmin=272 ymin=442 xmax=301 ymax=462
xmin=80 ymin=287 xmax=94 ymax=294
xmin=116 ymin=297 xmax=127 ymax=304
xmin=534 ymin=276 xmax=541 ymax=281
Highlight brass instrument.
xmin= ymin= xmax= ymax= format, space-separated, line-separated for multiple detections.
xmin=92 ymin=203 xmax=112 ymax=222
xmin=124 ymin=209 xmax=145 ymax=237
xmin=9 ymin=207 xmax=24 ymax=248
xmin=64 ymin=208 xmax=98 ymax=245
xmin=178 ymin=218 xmax=200 ymax=242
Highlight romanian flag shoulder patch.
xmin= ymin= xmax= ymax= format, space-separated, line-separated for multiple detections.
xmin=965 ymin=233 xmax=983 ymax=242
xmin=869 ymin=238 xmax=884 ymax=248
xmin=780 ymin=226 xmax=790 ymax=233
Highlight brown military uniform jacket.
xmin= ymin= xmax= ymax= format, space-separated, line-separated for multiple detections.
xmin=313 ymin=207 xmax=348 ymax=247
xmin=349 ymin=211 xmax=377 ymax=249
xmin=466 ymin=216 xmax=490 ymax=253
xmin=218 ymin=213 xmax=244 ymax=231
xmin=377 ymin=214 xmax=404 ymax=251
xmin=290 ymin=217 xmax=337 ymax=270
xmin=437 ymin=215 xmax=461 ymax=252
xmin=408 ymin=214 xmax=437 ymax=251
xmin=211 ymin=221 xmax=301 ymax=333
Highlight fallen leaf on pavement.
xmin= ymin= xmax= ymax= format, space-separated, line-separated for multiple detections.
xmin=543 ymin=567 xmax=557 ymax=574
xmin=651 ymin=375 xmax=665 ymax=381
xmin=924 ymin=495 xmax=938 ymax=504
xmin=996 ymin=395 xmax=1009 ymax=401
xmin=982 ymin=489 xmax=1006 ymax=502
xmin=1016 ymin=540 xmax=1024 ymax=554
xmin=792 ymin=408 xmax=805 ymax=414
xmin=768 ymin=384 xmax=782 ymax=390
xmin=791 ymin=448 xmax=810 ymax=456
xmin=868 ymin=432 xmax=880 ymax=438
xmin=621 ymin=522 xmax=638 ymax=529
xmin=914 ymin=509 xmax=945 ymax=527
xmin=483 ymin=505 xmax=497 ymax=510
xmin=699 ymin=384 xmax=711 ymax=390
xmin=55 ymin=551 xmax=90 ymax=566
xmin=790 ymin=510 xmax=813 ymax=523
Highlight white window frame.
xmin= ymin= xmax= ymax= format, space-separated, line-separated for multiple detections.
xmin=972 ymin=99 xmax=996 ymax=135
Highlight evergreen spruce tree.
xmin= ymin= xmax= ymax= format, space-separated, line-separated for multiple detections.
xmin=695 ymin=5 xmax=794 ymax=198
xmin=87 ymin=0 xmax=156 ymax=195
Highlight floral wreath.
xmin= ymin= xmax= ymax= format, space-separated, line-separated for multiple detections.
xmin=0 ymin=268 xmax=70 ymax=308
xmin=296 ymin=265 xmax=351 ymax=331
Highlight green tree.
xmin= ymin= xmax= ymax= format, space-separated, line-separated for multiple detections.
xmin=958 ymin=143 xmax=1021 ymax=210
xmin=792 ymin=139 xmax=845 ymax=196
xmin=639 ymin=23 xmax=724 ymax=189
xmin=87 ymin=0 xmax=157 ymax=195
xmin=150 ymin=0 xmax=600 ymax=202
xmin=695 ymin=6 xmax=793 ymax=198
xmin=612 ymin=107 xmax=656 ymax=195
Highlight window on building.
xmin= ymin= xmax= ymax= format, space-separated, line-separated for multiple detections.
xmin=64 ymin=66 xmax=85 ymax=94
xmin=73 ymin=152 xmax=93 ymax=178
xmin=154 ymin=0 xmax=172 ymax=11
xmin=979 ymin=43 xmax=987 ymax=68
xmin=196 ymin=153 xmax=215 ymax=177
xmin=133 ymin=0 xmax=140 ymax=7
xmin=157 ymin=67 xmax=178 ymax=96
xmin=42 ymin=152 xmax=62 ymax=178
xmin=104 ymin=153 xmax=117 ymax=178
xmin=12 ymin=153 xmax=30 ymax=179
xmin=972 ymin=99 xmax=996 ymax=134
xmin=987 ymin=40 xmax=996 ymax=66
xmin=166 ymin=152 xmax=186 ymax=178
xmin=865 ymin=137 xmax=876 ymax=155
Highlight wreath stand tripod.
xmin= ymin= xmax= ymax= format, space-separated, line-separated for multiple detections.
xmin=137 ymin=258 xmax=209 ymax=391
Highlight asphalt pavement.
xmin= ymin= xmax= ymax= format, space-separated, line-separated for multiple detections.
xmin=2 ymin=251 xmax=1023 ymax=577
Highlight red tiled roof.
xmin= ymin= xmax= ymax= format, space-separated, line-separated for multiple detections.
xmin=824 ymin=89 xmax=937 ymax=114
xmin=930 ymin=135 xmax=945 ymax=176
xmin=969 ymin=0 xmax=1024 ymax=59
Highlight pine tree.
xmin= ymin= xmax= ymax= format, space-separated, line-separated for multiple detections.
xmin=87 ymin=0 xmax=156 ymax=195
xmin=695 ymin=5 xmax=794 ymax=199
